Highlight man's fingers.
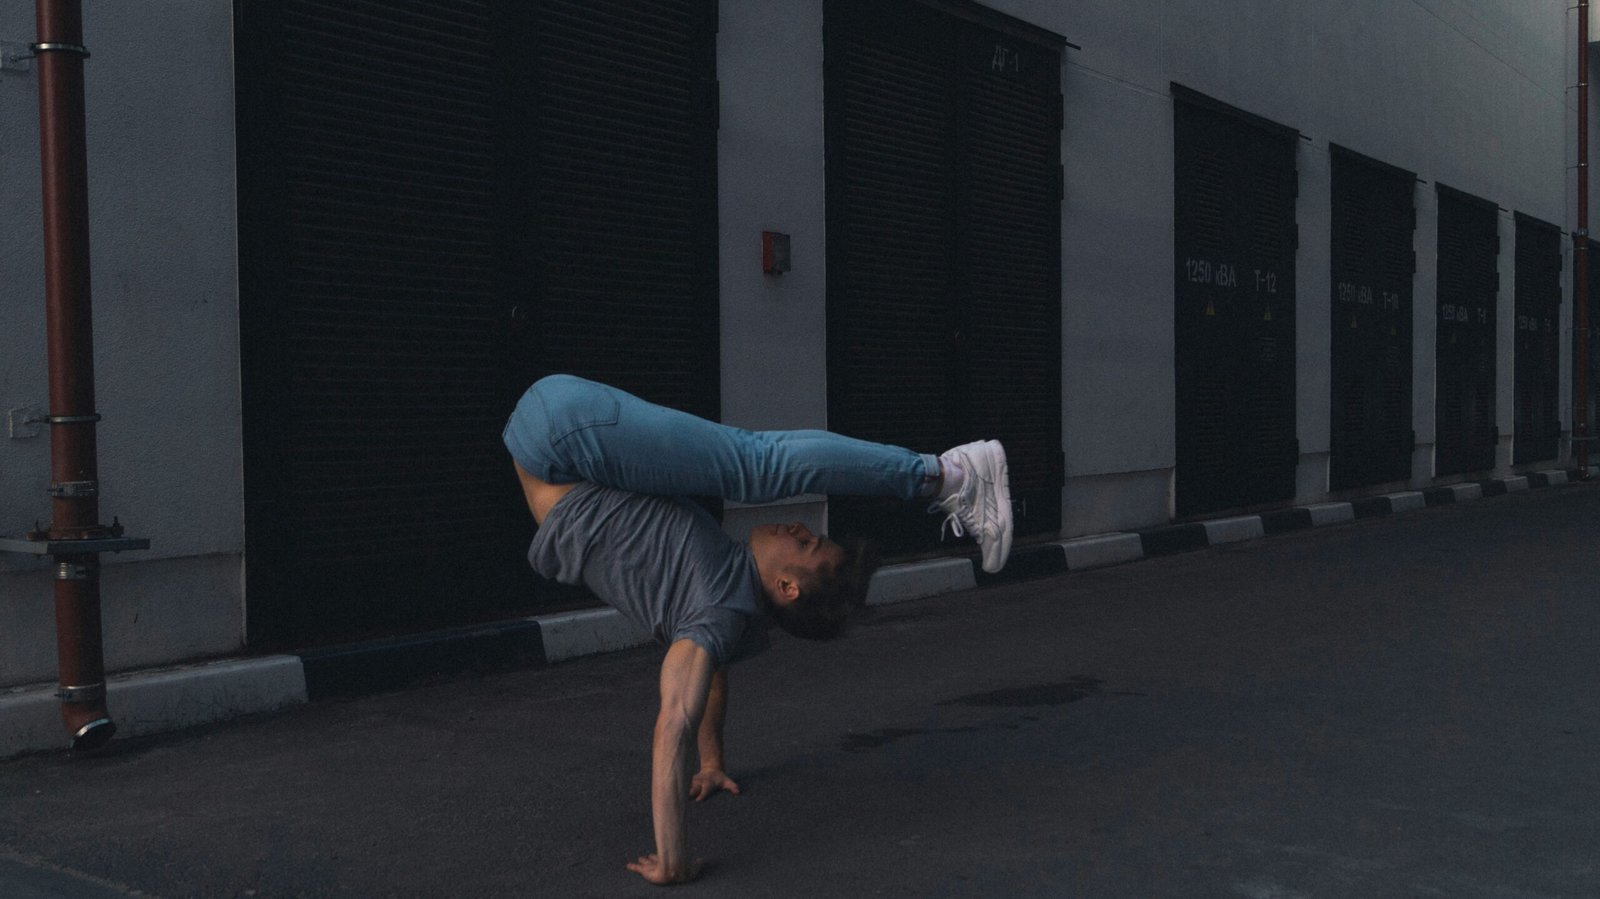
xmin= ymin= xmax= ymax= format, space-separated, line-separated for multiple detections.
xmin=710 ymin=773 xmax=740 ymax=796
xmin=627 ymin=853 xmax=700 ymax=886
xmin=691 ymin=771 xmax=739 ymax=801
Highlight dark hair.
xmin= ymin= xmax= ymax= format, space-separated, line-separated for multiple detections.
xmin=767 ymin=537 xmax=881 ymax=641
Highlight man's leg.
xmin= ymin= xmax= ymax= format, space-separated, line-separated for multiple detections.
xmin=504 ymin=374 xmax=1013 ymax=571
xmin=503 ymin=374 xmax=940 ymax=503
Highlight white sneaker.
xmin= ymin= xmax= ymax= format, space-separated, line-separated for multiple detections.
xmin=934 ymin=440 xmax=1013 ymax=573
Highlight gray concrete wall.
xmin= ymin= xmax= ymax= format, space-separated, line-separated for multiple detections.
xmin=0 ymin=1 xmax=242 ymax=687
xmin=715 ymin=0 xmax=832 ymax=539
xmin=1496 ymin=210 xmax=1518 ymax=473
xmin=1413 ymin=188 xmax=1442 ymax=485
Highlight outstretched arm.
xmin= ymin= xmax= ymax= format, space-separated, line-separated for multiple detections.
xmin=691 ymin=668 xmax=741 ymax=801
xmin=627 ymin=638 xmax=717 ymax=886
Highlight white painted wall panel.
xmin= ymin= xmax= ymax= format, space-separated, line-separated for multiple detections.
xmin=0 ymin=1 xmax=242 ymax=686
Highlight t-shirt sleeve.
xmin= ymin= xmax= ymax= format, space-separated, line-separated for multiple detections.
xmin=677 ymin=606 xmax=769 ymax=667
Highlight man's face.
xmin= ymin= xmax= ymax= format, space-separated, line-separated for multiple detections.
xmin=750 ymin=522 xmax=846 ymax=600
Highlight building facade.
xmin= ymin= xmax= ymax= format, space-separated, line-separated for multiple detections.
xmin=1 ymin=0 xmax=1592 ymax=685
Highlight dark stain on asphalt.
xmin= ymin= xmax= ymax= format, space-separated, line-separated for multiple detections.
xmin=840 ymin=728 xmax=924 ymax=752
xmin=938 ymin=676 xmax=1105 ymax=708
xmin=839 ymin=680 xmax=1111 ymax=752
xmin=840 ymin=720 xmax=1029 ymax=753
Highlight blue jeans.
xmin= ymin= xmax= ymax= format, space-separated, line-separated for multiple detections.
xmin=503 ymin=375 xmax=940 ymax=503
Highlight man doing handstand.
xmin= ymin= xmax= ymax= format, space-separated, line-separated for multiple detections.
xmin=503 ymin=374 xmax=1012 ymax=885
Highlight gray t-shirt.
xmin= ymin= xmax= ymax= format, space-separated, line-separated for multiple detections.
xmin=528 ymin=483 xmax=771 ymax=667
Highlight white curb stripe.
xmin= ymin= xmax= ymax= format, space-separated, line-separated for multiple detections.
xmin=0 ymin=688 xmax=70 ymax=760
xmin=1384 ymin=491 xmax=1426 ymax=513
xmin=1201 ymin=516 xmax=1265 ymax=544
xmin=1 ymin=656 xmax=307 ymax=760
xmin=1539 ymin=469 xmax=1569 ymax=486
xmin=866 ymin=557 xmax=977 ymax=606
xmin=1445 ymin=483 xmax=1483 ymax=501
xmin=1059 ymin=533 xmax=1145 ymax=570
xmin=114 ymin=657 xmax=307 ymax=735
xmin=535 ymin=608 xmax=650 ymax=663
xmin=1301 ymin=502 xmax=1355 ymax=526
xmin=1500 ymin=476 xmax=1530 ymax=493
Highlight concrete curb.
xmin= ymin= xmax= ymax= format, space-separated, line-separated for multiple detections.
xmin=0 ymin=657 xmax=306 ymax=760
xmin=538 ymin=608 xmax=652 ymax=664
xmin=866 ymin=557 xmax=977 ymax=606
xmin=1 ymin=467 xmax=1587 ymax=759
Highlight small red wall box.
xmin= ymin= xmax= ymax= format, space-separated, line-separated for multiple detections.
xmin=762 ymin=231 xmax=791 ymax=274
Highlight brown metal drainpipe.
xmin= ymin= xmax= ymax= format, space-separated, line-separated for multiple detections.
xmin=1577 ymin=0 xmax=1593 ymax=478
xmin=35 ymin=0 xmax=114 ymax=750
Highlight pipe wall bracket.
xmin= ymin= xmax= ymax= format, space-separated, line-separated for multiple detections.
xmin=56 ymin=682 xmax=105 ymax=704
xmin=55 ymin=560 xmax=98 ymax=580
xmin=29 ymin=41 xmax=88 ymax=58
xmin=48 ymin=480 xmax=97 ymax=498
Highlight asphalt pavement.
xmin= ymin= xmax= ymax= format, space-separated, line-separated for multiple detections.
xmin=1 ymin=482 xmax=1596 ymax=898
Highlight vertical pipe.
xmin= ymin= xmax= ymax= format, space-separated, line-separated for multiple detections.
xmin=1578 ymin=0 xmax=1592 ymax=477
xmin=36 ymin=0 xmax=114 ymax=749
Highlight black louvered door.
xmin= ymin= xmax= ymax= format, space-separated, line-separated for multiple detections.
xmin=1513 ymin=214 xmax=1562 ymax=465
xmin=956 ymin=23 xmax=1064 ymax=541
xmin=1434 ymin=186 xmax=1499 ymax=477
xmin=1329 ymin=147 xmax=1415 ymax=491
xmin=824 ymin=0 xmax=1062 ymax=557
xmin=238 ymin=1 xmax=717 ymax=647
xmin=1173 ymin=89 xmax=1298 ymax=517
xmin=506 ymin=0 xmax=720 ymax=416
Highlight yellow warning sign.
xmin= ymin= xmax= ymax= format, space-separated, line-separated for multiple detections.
xmin=1205 ymin=300 xmax=1215 ymax=317
xmin=1263 ymin=305 xmax=1273 ymax=322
